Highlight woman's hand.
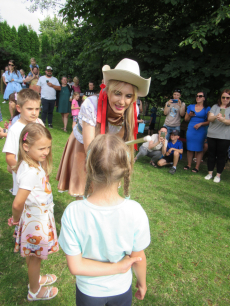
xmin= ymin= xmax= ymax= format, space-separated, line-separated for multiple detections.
xmin=216 ymin=113 xmax=225 ymax=122
xmin=11 ymin=79 xmax=14 ymax=82
xmin=178 ymin=99 xmax=182 ymax=107
xmin=194 ymin=123 xmax=202 ymax=130
xmin=189 ymin=111 xmax=196 ymax=117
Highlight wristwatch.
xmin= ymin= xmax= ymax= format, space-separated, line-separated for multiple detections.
xmin=167 ymin=104 xmax=170 ymax=107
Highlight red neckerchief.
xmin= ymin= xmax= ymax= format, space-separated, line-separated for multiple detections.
xmin=97 ymin=84 xmax=107 ymax=134
xmin=133 ymin=102 xmax=138 ymax=150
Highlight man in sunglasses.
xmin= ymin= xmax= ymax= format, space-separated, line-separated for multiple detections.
xmin=37 ymin=66 xmax=61 ymax=128
xmin=163 ymin=89 xmax=186 ymax=141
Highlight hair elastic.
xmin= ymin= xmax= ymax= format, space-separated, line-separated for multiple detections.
xmin=23 ymin=132 xmax=28 ymax=141
xmin=86 ymin=149 xmax=91 ymax=160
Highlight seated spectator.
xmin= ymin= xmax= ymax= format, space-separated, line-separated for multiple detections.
xmin=157 ymin=130 xmax=183 ymax=174
xmin=134 ymin=126 xmax=168 ymax=167
xmin=163 ymin=89 xmax=186 ymax=140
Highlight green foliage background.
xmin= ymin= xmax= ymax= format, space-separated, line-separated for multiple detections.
xmin=0 ymin=21 xmax=40 ymax=73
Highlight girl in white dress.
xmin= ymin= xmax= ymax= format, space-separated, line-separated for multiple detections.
xmin=8 ymin=123 xmax=59 ymax=301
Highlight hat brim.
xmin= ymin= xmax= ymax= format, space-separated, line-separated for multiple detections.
xmin=103 ymin=69 xmax=151 ymax=97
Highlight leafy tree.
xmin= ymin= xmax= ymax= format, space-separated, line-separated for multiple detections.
xmin=0 ymin=41 xmax=30 ymax=71
xmin=60 ymin=0 xmax=230 ymax=104
xmin=11 ymin=26 xmax=19 ymax=50
xmin=18 ymin=24 xmax=30 ymax=53
xmin=29 ymin=0 xmax=230 ymax=103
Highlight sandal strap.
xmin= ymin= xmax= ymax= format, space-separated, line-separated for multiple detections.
xmin=43 ymin=286 xmax=54 ymax=298
xmin=28 ymin=285 xmax=42 ymax=298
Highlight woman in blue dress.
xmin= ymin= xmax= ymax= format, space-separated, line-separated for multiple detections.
xmin=184 ymin=91 xmax=210 ymax=173
xmin=3 ymin=60 xmax=22 ymax=100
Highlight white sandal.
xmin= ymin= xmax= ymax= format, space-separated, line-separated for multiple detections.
xmin=41 ymin=274 xmax=57 ymax=286
xmin=27 ymin=285 xmax=58 ymax=301
xmin=28 ymin=274 xmax=57 ymax=288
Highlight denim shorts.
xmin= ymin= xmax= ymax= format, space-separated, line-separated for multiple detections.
xmin=76 ymin=284 xmax=132 ymax=306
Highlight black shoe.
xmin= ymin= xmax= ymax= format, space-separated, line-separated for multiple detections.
xmin=48 ymin=124 xmax=53 ymax=129
xmin=169 ymin=167 xmax=176 ymax=174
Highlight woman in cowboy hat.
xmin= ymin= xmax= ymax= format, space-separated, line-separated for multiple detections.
xmin=56 ymin=58 xmax=151 ymax=198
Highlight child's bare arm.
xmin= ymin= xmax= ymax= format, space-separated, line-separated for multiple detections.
xmin=12 ymin=188 xmax=31 ymax=222
xmin=66 ymin=253 xmax=142 ymax=276
xmin=6 ymin=153 xmax=17 ymax=168
xmin=131 ymin=250 xmax=147 ymax=300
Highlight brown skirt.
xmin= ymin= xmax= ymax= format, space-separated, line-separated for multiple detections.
xmin=56 ymin=132 xmax=86 ymax=196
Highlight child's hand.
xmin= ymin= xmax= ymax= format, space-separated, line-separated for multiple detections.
xmin=118 ymin=255 xmax=142 ymax=273
xmin=8 ymin=217 xmax=19 ymax=226
xmin=135 ymin=281 xmax=147 ymax=300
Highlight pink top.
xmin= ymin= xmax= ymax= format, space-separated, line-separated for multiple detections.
xmin=72 ymin=85 xmax=81 ymax=93
xmin=72 ymin=99 xmax=80 ymax=116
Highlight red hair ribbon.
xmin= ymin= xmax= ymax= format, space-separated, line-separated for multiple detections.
xmin=133 ymin=102 xmax=138 ymax=151
xmin=97 ymin=84 xmax=107 ymax=134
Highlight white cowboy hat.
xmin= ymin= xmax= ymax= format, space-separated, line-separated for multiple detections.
xmin=102 ymin=58 xmax=151 ymax=97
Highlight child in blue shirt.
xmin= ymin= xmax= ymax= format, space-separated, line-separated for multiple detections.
xmin=59 ymin=134 xmax=150 ymax=306
xmin=30 ymin=58 xmax=40 ymax=76
xmin=157 ymin=129 xmax=183 ymax=174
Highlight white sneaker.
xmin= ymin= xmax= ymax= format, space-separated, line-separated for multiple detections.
xmin=213 ymin=176 xmax=220 ymax=183
xmin=204 ymin=174 xmax=212 ymax=180
xmin=2 ymin=101 xmax=6 ymax=104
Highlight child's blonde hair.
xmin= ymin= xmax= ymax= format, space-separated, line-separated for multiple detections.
xmin=84 ymin=134 xmax=131 ymax=198
xmin=17 ymin=89 xmax=40 ymax=107
xmin=73 ymin=76 xmax=79 ymax=83
xmin=73 ymin=91 xmax=80 ymax=98
xmin=14 ymin=123 xmax=52 ymax=175
xmin=30 ymin=57 xmax=36 ymax=62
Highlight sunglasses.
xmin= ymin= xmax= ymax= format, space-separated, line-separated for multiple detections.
xmin=8 ymin=63 xmax=15 ymax=66
xmin=196 ymin=95 xmax=204 ymax=98
xmin=174 ymin=89 xmax=181 ymax=93
xmin=221 ymin=96 xmax=230 ymax=100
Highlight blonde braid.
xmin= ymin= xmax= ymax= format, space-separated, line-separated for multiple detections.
xmin=123 ymin=164 xmax=130 ymax=198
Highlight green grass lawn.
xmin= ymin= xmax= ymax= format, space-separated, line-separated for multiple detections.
xmin=0 ymin=93 xmax=230 ymax=305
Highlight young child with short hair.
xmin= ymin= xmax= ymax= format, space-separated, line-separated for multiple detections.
xmin=30 ymin=57 xmax=40 ymax=76
xmin=2 ymin=89 xmax=43 ymax=195
xmin=8 ymin=123 xmax=59 ymax=301
xmin=8 ymin=92 xmax=20 ymax=123
xmin=59 ymin=134 xmax=150 ymax=306
xmin=157 ymin=129 xmax=183 ymax=174
xmin=71 ymin=91 xmax=80 ymax=129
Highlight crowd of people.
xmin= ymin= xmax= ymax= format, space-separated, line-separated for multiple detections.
xmin=1 ymin=56 xmax=230 ymax=304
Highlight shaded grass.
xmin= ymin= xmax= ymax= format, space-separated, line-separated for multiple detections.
xmin=0 ymin=94 xmax=230 ymax=305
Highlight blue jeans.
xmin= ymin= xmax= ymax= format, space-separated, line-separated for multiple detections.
xmin=76 ymin=285 xmax=132 ymax=306
xmin=163 ymin=125 xmax=180 ymax=141
xmin=41 ymin=98 xmax=56 ymax=125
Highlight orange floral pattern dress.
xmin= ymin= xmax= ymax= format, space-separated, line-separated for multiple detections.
xmin=14 ymin=161 xmax=59 ymax=260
